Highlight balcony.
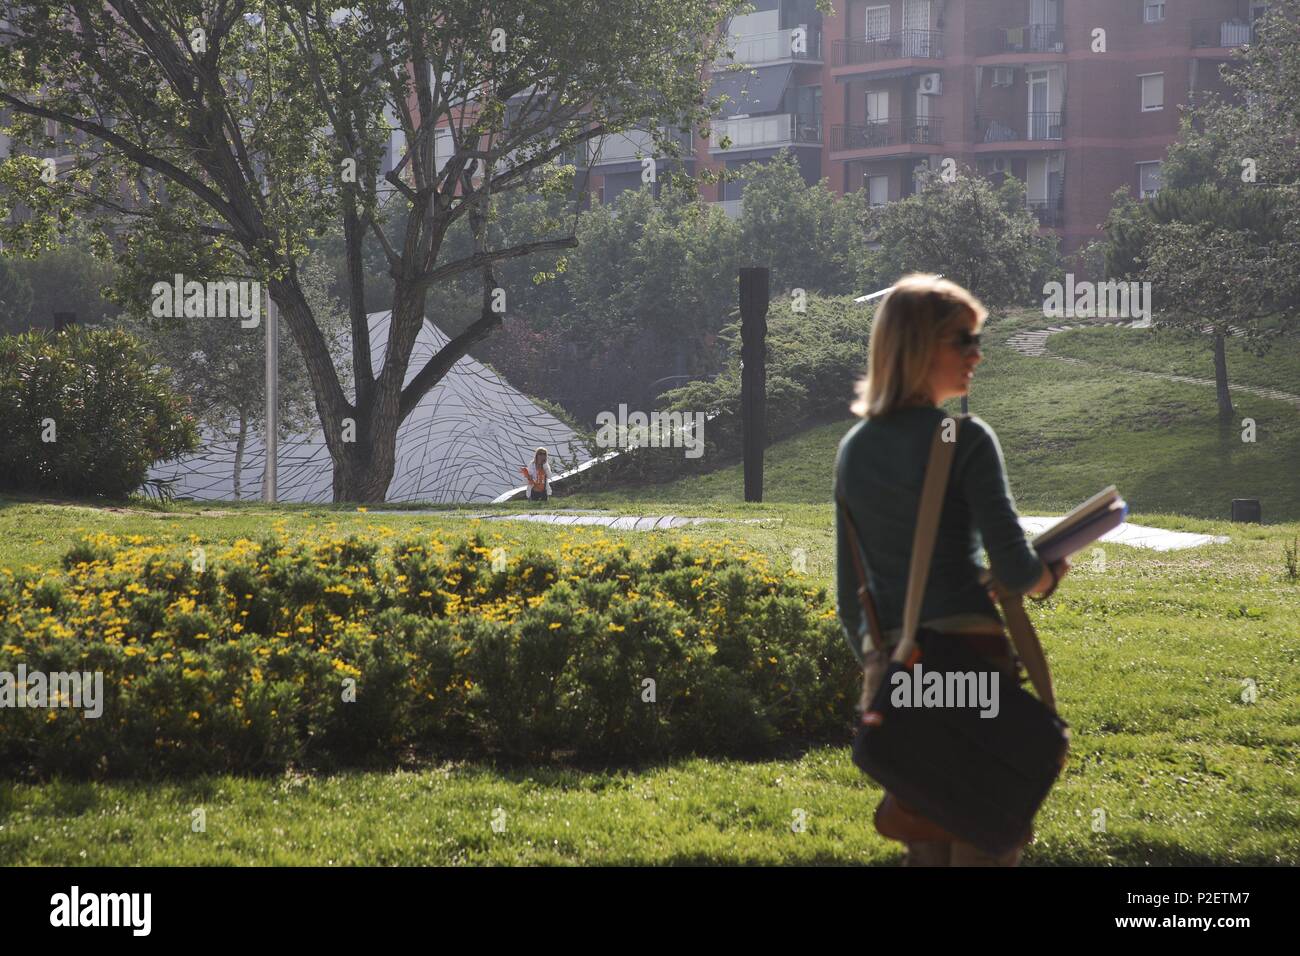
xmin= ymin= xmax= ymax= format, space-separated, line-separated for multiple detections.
xmin=714 ymin=198 xmax=744 ymax=219
xmin=709 ymin=112 xmax=822 ymax=153
xmin=1190 ymin=18 xmax=1255 ymax=49
xmin=832 ymin=31 xmax=945 ymax=68
xmin=982 ymin=24 xmax=1065 ymax=56
xmin=587 ymin=128 xmax=692 ymax=167
xmin=830 ymin=117 xmax=944 ymax=153
xmin=717 ymin=28 xmax=823 ymax=66
xmin=975 ymin=111 xmax=1065 ymax=144
xmin=1027 ymin=195 xmax=1064 ymax=227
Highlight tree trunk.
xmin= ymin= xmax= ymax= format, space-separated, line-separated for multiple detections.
xmin=233 ymin=408 xmax=246 ymax=500
xmin=1213 ymin=331 xmax=1235 ymax=429
xmin=326 ymin=282 xmax=426 ymax=502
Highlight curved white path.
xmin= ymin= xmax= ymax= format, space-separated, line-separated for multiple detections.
xmin=425 ymin=510 xmax=1225 ymax=551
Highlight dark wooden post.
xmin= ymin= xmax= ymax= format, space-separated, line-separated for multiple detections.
xmin=740 ymin=268 xmax=768 ymax=503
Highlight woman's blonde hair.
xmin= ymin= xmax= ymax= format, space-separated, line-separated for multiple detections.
xmin=850 ymin=274 xmax=987 ymax=419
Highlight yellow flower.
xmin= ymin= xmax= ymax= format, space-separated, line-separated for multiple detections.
xmin=608 ymin=622 xmax=625 ymax=633
xmin=188 ymin=711 xmax=201 ymax=720
xmin=549 ymin=622 xmax=562 ymax=630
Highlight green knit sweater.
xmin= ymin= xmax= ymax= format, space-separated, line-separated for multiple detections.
xmin=835 ymin=407 xmax=1046 ymax=665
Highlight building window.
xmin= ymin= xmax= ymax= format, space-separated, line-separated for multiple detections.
xmin=1144 ymin=0 xmax=1165 ymax=23
xmin=1138 ymin=161 xmax=1162 ymax=198
xmin=867 ymin=174 xmax=889 ymax=206
xmin=865 ymin=5 xmax=890 ymax=41
xmin=865 ymin=90 xmax=889 ymax=123
xmin=1140 ymin=73 xmax=1164 ymax=111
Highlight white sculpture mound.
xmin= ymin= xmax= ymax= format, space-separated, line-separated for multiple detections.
xmin=147 ymin=310 xmax=590 ymax=503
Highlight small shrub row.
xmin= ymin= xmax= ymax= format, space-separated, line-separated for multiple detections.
xmin=0 ymin=530 xmax=858 ymax=777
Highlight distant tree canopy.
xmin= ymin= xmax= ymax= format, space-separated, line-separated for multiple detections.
xmin=864 ymin=170 xmax=1060 ymax=309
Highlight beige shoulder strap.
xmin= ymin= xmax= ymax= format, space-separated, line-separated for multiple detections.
xmin=980 ymin=569 xmax=1058 ymax=712
xmin=892 ymin=417 xmax=960 ymax=665
xmin=842 ymin=413 xmax=1059 ymax=713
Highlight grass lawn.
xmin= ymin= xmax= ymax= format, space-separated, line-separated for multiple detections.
xmin=1 ymin=499 xmax=1296 ymax=865
xmin=1049 ymin=324 xmax=1300 ymax=395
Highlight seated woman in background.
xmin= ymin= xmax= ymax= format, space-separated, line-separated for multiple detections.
xmin=520 ymin=447 xmax=551 ymax=503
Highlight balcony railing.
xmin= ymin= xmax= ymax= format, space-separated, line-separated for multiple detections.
xmin=715 ymin=198 xmax=744 ymax=219
xmin=975 ymin=111 xmax=1065 ymax=143
xmin=587 ymin=128 xmax=692 ymax=166
xmin=710 ymin=112 xmax=822 ymax=151
xmin=1190 ymin=18 xmax=1255 ymax=49
xmin=833 ymin=30 xmax=945 ymax=67
xmin=831 ymin=117 xmax=944 ymax=152
xmin=717 ymin=28 xmax=823 ymax=66
xmin=1027 ymin=195 xmax=1065 ymax=227
xmin=984 ymin=24 xmax=1065 ymax=55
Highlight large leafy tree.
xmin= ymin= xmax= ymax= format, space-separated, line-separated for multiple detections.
xmin=120 ymin=250 xmax=347 ymax=498
xmin=0 ymin=0 xmax=738 ymax=500
xmin=1100 ymin=7 xmax=1299 ymax=429
xmin=735 ymin=149 xmax=867 ymax=298
xmin=865 ymin=169 xmax=1059 ymax=308
xmin=1135 ymin=187 xmax=1291 ymax=428
xmin=0 ymin=254 xmax=33 ymax=329
xmin=566 ymin=185 xmax=741 ymax=417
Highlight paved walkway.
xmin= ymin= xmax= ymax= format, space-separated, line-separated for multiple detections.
xmin=1005 ymin=319 xmax=1300 ymax=409
xmin=432 ymin=510 xmax=1226 ymax=551
xmin=1018 ymin=517 xmax=1228 ymax=552
xmin=458 ymin=512 xmax=773 ymax=531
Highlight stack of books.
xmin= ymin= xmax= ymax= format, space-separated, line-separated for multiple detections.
xmin=1032 ymin=486 xmax=1128 ymax=564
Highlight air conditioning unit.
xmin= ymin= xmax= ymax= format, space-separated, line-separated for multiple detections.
xmin=992 ymin=67 xmax=1015 ymax=88
xmin=919 ymin=72 xmax=943 ymax=95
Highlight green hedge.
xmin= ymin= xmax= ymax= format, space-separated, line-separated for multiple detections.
xmin=0 ymin=327 xmax=198 ymax=498
xmin=0 ymin=530 xmax=859 ymax=778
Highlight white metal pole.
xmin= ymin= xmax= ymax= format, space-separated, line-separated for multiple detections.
xmin=260 ymin=4 xmax=278 ymax=502
xmin=263 ymin=282 xmax=278 ymax=501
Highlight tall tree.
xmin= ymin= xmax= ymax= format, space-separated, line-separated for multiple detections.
xmin=735 ymin=149 xmax=867 ymax=299
xmin=0 ymin=254 xmax=33 ymax=329
xmin=0 ymin=0 xmax=738 ymax=500
xmin=1139 ymin=187 xmax=1292 ymax=428
xmin=1100 ymin=7 xmax=1300 ymax=429
xmin=120 ymin=251 xmax=347 ymax=497
xmin=865 ymin=169 xmax=1060 ymax=308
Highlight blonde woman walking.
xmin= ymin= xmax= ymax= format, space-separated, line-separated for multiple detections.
xmin=835 ymin=274 xmax=1070 ymax=867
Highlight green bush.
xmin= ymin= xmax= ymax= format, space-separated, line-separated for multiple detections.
xmin=0 ymin=327 xmax=198 ymax=498
xmin=0 ymin=530 xmax=859 ymax=778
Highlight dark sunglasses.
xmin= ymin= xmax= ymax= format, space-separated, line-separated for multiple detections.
xmin=945 ymin=331 xmax=982 ymax=353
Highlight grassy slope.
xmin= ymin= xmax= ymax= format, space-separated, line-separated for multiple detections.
xmin=0 ymin=499 xmax=1296 ymax=865
xmin=563 ymin=312 xmax=1300 ymax=521
xmin=1049 ymin=324 xmax=1300 ymax=394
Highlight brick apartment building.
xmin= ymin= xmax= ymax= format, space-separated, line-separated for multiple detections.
xmin=582 ymin=0 xmax=1271 ymax=260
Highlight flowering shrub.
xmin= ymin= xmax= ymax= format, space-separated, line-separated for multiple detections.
xmin=0 ymin=529 xmax=858 ymax=777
